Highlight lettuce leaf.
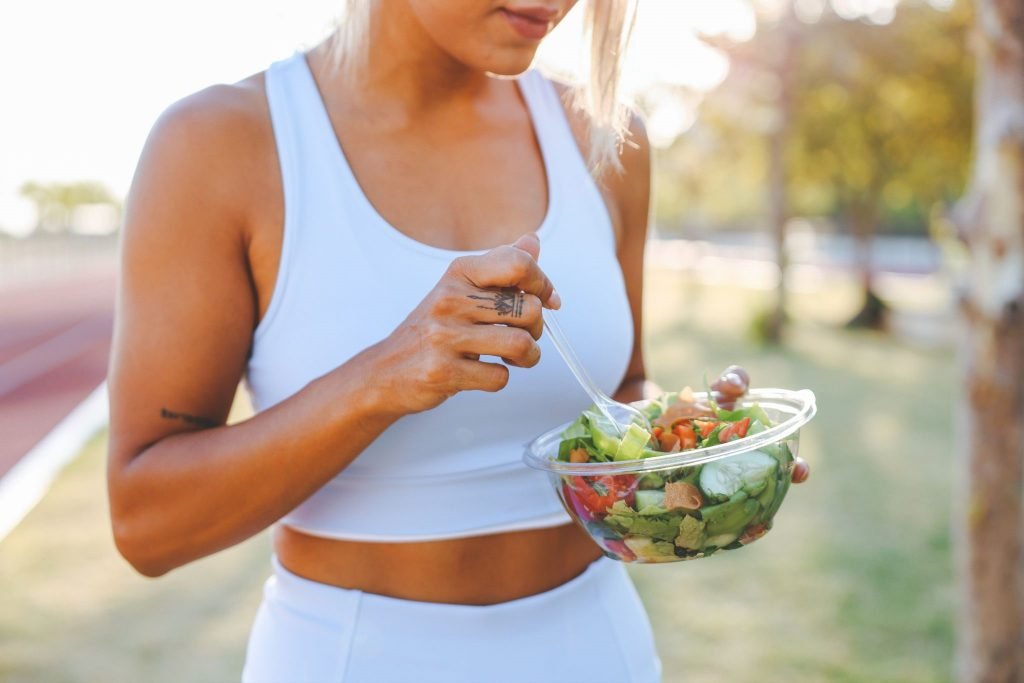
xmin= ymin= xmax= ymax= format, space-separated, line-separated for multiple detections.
xmin=675 ymin=515 xmax=707 ymax=550
xmin=603 ymin=501 xmax=686 ymax=543
xmin=713 ymin=403 xmax=773 ymax=427
xmin=560 ymin=415 xmax=590 ymax=440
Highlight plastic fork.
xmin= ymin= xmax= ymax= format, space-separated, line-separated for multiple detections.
xmin=543 ymin=311 xmax=651 ymax=437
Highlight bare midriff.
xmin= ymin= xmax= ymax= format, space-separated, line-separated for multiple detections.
xmin=275 ymin=522 xmax=605 ymax=606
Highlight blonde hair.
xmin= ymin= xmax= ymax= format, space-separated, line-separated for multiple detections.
xmin=328 ymin=0 xmax=637 ymax=173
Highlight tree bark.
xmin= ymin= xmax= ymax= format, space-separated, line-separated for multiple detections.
xmin=845 ymin=203 xmax=888 ymax=329
xmin=954 ymin=1 xmax=1024 ymax=680
xmin=765 ymin=8 xmax=799 ymax=344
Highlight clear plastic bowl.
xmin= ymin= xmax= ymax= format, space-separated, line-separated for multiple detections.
xmin=524 ymin=389 xmax=817 ymax=563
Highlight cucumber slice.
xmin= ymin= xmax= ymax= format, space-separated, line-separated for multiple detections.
xmin=634 ymin=490 xmax=666 ymax=511
xmin=699 ymin=450 xmax=778 ymax=502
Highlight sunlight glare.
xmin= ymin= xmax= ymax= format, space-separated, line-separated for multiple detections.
xmin=1 ymin=1 xmax=755 ymax=232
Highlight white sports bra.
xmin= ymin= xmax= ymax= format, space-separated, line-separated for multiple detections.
xmin=245 ymin=52 xmax=634 ymax=541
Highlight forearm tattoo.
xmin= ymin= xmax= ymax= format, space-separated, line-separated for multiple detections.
xmin=468 ymin=288 xmax=524 ymax=318
xmin=160 ymin=407 xmax=218 ymax=429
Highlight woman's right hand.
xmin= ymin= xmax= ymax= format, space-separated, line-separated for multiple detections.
xmin=370 ymin=232 xmax=561 ymax=416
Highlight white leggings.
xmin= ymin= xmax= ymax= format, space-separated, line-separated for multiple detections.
xmin=242 ymin=556 xmax=662 ymax=683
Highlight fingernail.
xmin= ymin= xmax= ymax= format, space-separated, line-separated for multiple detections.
xmin=549 ymin=290 xmax=562 ymax=310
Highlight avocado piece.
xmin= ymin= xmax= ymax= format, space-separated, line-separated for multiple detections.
xmin=615 ymin=423 xmax=653 ymax=461
xmin=755 ymin=469 xmax=778 ymax=508
xmin=702 ymin=491 xmax=760 ymax=539
xmin=586 ymin=411 xmax=659 ymax=461
xmin=638 ymin=473 xmax=665 ymax=490
xmin=761 ymin=442 xmax=794 ymax=468
xmin=758 ymin=472 xmax=792 ymax=524
xmin=706 ymin=532 xmax=742 ymax=548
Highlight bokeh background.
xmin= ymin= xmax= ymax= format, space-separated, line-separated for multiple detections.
xmin=0 ymin=1 xmax=979 ymax=681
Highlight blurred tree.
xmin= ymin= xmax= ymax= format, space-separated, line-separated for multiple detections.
xmin=658 ymin=0 xmax=972 ymax=330
xmin=19 ymin=180 xmax=120 ymax=234
xmin=788 ymin=0 xmax=972 ymax=328
xmin=951 ymin=0 xmax=1024 ymax=678
xmin=765 ymin=6 xmax=799 ymax=343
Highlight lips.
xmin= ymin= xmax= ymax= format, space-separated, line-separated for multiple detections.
xmin=499 ymin=7 xmax=555 ymax=40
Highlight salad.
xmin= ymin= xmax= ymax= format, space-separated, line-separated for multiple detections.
xmin=555 ymin=366 xmax=797 ymax=562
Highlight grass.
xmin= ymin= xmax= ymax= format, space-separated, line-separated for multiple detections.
xmin=631 ymin=270 xmax=955 ymax=683
xmin=0 ymin=268 xmax=956 ymax=683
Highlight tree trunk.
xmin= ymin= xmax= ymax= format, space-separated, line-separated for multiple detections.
xmin=765 ymin=8 xmax=799 ymax=344
xmin=845 ymin=204 xmax=888 ymax=329
xmin=953 ymin=0 xmax=1024 ymax=680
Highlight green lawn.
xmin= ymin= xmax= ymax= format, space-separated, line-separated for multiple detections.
xmin=0 ymin=269 xmax=955 ymax=683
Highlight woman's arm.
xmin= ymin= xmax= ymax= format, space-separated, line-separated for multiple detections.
xmin=108 ymin=86 xmax=558 ymax=577
xmin=107 ymin=86 xmax=394 ymax=577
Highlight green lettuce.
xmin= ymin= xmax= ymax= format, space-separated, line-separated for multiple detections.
xmin=603 ymin=501 xmax=685 ymax=543
xmin=675 ymin=515 xmax=707 ymax=550
xmin=713 ymin=403 xmax=773 ymax=427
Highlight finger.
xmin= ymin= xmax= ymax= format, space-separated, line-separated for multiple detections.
xmin=463 ymin=289 xmax=543 ymax=339
xmin=512 ymin=232 xmax=541 ymax=261
xmin=451 ymin=246 xmax=561 ymax=310
xmin=457 ymin=357 xmax=511 ymax=393
xmin=791 ymin=457 xmax=810 ymax=484
xmin=458 ymin=325 xmax=541 ymax=369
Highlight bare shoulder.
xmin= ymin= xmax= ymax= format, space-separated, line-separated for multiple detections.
xmin=111 ymin=73 xmax=278 ymax=461
xmin=547 ymin=79 xmax=651 ymax=246
xmin=159 ymin=74 xmax=267 ymax=131
xmin=130 ymin=73 xmax=274 ymax=232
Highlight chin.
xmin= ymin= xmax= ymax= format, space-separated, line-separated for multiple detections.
xmin=474 ymin=47 xmax=539 ymax=77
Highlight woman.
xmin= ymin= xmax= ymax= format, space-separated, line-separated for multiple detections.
xmin=107 ymin=1 xmax=808 ymax=681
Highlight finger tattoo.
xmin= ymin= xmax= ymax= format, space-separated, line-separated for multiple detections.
xmin=467 ymin=288 xmax=524 ymax=318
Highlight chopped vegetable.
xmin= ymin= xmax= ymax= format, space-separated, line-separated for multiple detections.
xmin=554 ymin=366 xmax=800 ymax=563
xmin=718 ymin=416 xmax=751 ymax=443
xmin=664 ymin=481 xmax=703 ymax=511
xmin=565 ymin=475 xmax=638 ymax=517
xmin=675 ymin=515 xmax=707 ymax=550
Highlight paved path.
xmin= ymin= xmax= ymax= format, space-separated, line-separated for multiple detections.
xmin=0 ymin=268 xmax=115 ymax=478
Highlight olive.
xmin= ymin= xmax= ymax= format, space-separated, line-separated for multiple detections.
xmin=721 ymin=365 xmax=751 ymax=387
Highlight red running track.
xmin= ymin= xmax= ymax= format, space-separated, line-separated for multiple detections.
xmin=0 ymin=270 xmax=115 ymax=478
